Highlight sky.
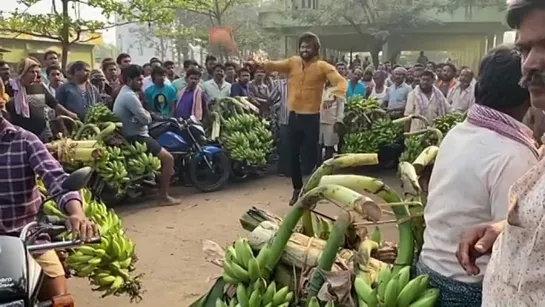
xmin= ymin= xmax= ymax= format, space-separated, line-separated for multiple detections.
xmin=3 ymin=0 xmax=116 ymax=44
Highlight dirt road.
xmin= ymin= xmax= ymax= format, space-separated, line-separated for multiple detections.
xmin=71 ymin=170 xmax=400 ymax=306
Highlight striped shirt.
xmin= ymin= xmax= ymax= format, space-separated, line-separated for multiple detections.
xmin=270 ymin=79 xmax=289 ymax=125
xmin=0 ymin=119 xmax=81 ymax=234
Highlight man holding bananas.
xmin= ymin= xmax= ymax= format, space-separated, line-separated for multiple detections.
xmin=457 ymin=0 xmax=545 ymax=304
xmin=247 ymin=32 xmax=347 ymax=205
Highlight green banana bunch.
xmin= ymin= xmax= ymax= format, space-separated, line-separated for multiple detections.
xmin=85 ymin=104 xmax=120 ymax=124
xmin=96 ymin=159 xmax=130 ymax=192
xmin=399 ymin=134 xmax=434 ymax=163
xmin=217 ymin=277 xmax=293 ymax=307
xmin=354 ymin=265 xmax=438 ymax=307
xmin=223 ymin=238 xmax=272 ymax=285
xmin=432 ymin=112 xmax=464 ymax=135
xmin=342 ymin=131 xmax=380 ymax=154
xmin=220 ymin=112 xmax=273 ymax=167
xmin=44 ymin=188 xmax=143 ymax=301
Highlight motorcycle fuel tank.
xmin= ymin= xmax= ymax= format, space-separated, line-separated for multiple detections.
xmin=157 ymin=131 xmax=190 ymax=152
xmin=0 ymin=236 xmax=27 ymax=302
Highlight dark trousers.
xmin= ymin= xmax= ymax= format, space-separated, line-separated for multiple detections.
xmin=288 ymin=112 xmax=320 ymax=190
xmin=277 ymin=124 xmax=291 ymax=176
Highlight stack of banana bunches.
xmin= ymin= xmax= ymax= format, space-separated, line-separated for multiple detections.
xmin=195 ymin=151 xmax=441 ymax=307
xmin=46 ymin=104 xmax=161 ymax=195
xmin=37 ymin=184 xmax=143 ymax=302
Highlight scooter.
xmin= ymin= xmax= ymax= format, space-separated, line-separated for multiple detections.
xmin=148 ymin=115 xmax=231 ymax=192
xmin=0 ymin=167 xmax=102 ymax=307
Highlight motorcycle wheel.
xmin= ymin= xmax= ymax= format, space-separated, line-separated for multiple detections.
xmin=188 ymin=151 xmax=231 ymax=192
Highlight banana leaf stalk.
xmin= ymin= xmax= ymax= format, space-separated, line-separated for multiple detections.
xmin=266 ymin=184 xmax=382 ymax=271
xmin=299 ymin=154 xmax=379 ymax=237
xmin=412 ymin=146 xmax=439 ymax=175
xmin=398 ymin=162 xmax=426 ymax=257
xmin=307 ymin=212 xmax=354 ymax=299
xmin=318 ymin=175 xmax=414 ymax=273
xmin=392 ymin=115 xmax=430 ymax=127
xmin=404 ymin=127 xmax=444 ymax=145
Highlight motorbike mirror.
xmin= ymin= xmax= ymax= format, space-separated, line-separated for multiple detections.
xmin=61 ymin=166 xmax=93 ymax=191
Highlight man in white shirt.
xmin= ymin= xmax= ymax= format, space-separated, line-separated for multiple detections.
xmin=417 ymin=46 xmax=538 ymax=306
xmin=446 ymin=67 xmax=475 ymax=112
xmin=201 ymin=64 xmax=231 ymax=102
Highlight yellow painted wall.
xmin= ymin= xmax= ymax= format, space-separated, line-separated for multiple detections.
xmin=0 ymin=38 xmax=96 ymax=67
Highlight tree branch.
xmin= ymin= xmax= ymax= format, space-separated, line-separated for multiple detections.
xmin=0 ymin=28 xmax=60 ymax=41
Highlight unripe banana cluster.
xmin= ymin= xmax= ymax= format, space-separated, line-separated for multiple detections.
xmin=45 ymin=188 xmax=143 ymax=301
xmin=85 ymin=104 xmax=120 ymax=124
xmin=308 ymin=297 xmax=335 ymax=307
xmin=355 ymin=266 xmax=438 ymax=307
xmin=432 ymin=112 xmax=464 ymax=135
xmin=220 ymin=114 xmax=273 ymax=167
xmin=221 ymin=238 xmax=293 ymax=307
xmin=94 ymin=142 xmax=160 ymax=193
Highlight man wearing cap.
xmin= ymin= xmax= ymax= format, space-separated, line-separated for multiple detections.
xmin=385 ymin=67 xmax=411 ymax=119
xmin=249 ymin=32 xmax=348 ymax=205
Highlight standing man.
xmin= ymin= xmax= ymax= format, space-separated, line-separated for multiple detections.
xmin=113 ymin=65 xmax=179 ymax=206
xmin=455 ymin=1 xmax=545 ymax=305
xmin=175 ymin=68 xmax=208 ymax=121
xmin=386 ymin=67 xmax=412 ymax=119
xmin=0 ymin=61 xmax=11 ymax=89
xmin=144 ymin=66 xmax=178 ymax=117
xmin=101 ymin=59 xmax=119 ymax=97
xmin=248 ymin=67 xmax=271 ymax=113
xmin=320 ymin=86 xmax=345 ymax=161
xmin=40 ymin=50 xmax=60 ymax=82
xmin=437 ymin=63 xmax=458 ymax=97
xmin=249 ymin=32 xmax=347 ymax=205
xmin=172 ymin=59 xmax=199 ymax=92
xmin=56 ymin=61 xmax=100 ymax=120
xmin=143 ymin=60 xmax=172 ymax=92
xmin=404 ymin=70 xmax=451 ymax=132
xmin=346 ymin=68 xmax=366 ymax=99
xmin=230 ymin=68 xmax=251 ymax=97
xmin=46 ymin=65 xmax=64 ymax=98
xmin=224 ymin=61 xmax=238 ymax=84
xmin=201 ymin=64 xmax=231 ymax=102
xmin=417 ymin=51 xmax=429 ymax=65
xmin=269 ymin=73 xmax=290 ymax=176
xmin=335 ymin=62 xmax=348 ymax=78
xmin=447 ymin=67 xmax=475 ymax=112
xmin=116 ymin=53 xmax=132 ymax=69
xmin=201 ymin=55 xmax=218 ymax=82
xmin=163 ymin=60 xmax=179 ymax=81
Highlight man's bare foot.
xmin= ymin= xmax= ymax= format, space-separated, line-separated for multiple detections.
xmin=157 ymin=196 xmax=182 ymax=207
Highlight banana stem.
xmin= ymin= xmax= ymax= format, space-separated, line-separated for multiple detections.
xmin=318 ymin=175 xmax=414 ymax=273
xmin=268 ymin=184 xmax=380 ymax=270
xmin=412 ymin=145 xmax=439 ymax=175
xmin=398 ymin=162 xmax=421 ymax=198
xmin=307 ymin=212 xmax=353 ymax=299
xmin=354 ymin=219 xmax=398 ymax=226
xmin=299 ymin=154 xmax=379 ymax=237
xmin=392 ymin=114 xmax=430 ymax=126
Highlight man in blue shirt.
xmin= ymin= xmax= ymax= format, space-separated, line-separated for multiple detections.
xmin=144 ymin=66 xmax=178 ymax=117
xmin=230 ymin=67 xmax=251 ymax=97
xmin=346 ymin=68 xmax=366 ymax=99
xmin=386 ymin=67 xmax=411 ymax=118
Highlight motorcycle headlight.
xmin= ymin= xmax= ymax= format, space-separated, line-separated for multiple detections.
xmin=0 ymin=300 xmax=24 ymax=307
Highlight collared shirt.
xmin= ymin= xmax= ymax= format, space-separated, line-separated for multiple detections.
xmin=0 ymin=119 xmax=81 ymax=234
xmin=483 ymin=137 xmax=545 ymax=305
xmin=261 ymin=56 xmax=347 ymax=114
xmin=386 ymin=82 xmax=411 ymax=110
xmin=421 ymin=120 xmax=537 ymax=284
xmin=270 ymin=79 xmax=289 ymax=125
xmin=230 ymin=82 xmax=249 ymax=97
xmin=404 ymin=85 xmax=451 ymax=132
xmin=346 ymin=81 xmax=366 ymax=99
xmin=201 ymin=79 xmax=231 ymax=102
xmin=446 ymin=83 xmax=475 ymax=112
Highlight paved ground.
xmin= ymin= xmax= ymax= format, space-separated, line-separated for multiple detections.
xmin=71 ymin=169 xmax=401 ymax=306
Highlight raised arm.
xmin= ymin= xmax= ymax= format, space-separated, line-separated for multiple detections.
xmin=259 ymin=58 xmax=292 ymax=74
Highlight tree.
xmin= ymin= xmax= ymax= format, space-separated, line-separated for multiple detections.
xmin=288 ymin=0 xmax=504 ymax=66
xmin=0 ymin=0 xmax=191 ymax=68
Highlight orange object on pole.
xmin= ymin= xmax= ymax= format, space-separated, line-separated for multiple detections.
xmin=208 ymin=26 xmax=238 ymax=53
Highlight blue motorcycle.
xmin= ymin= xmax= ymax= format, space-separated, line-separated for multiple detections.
xmin=149 ymin=115 xmax=231 ymax=192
